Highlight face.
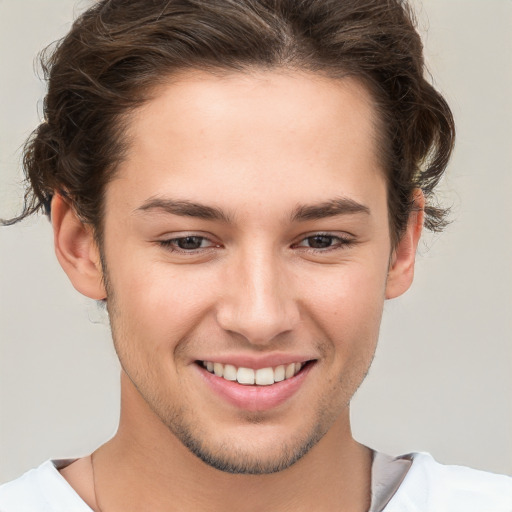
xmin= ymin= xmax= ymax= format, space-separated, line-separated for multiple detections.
xmin=98 ymin=70 xmax=399 ymax=473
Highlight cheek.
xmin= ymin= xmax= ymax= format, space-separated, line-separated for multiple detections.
xmin=301 ymin=261 xmax=387 ymax=350
xmin=304 ymin=259 xmax=387 ymax=313
xmin=106 ymin=255 xmax=218 ymax=353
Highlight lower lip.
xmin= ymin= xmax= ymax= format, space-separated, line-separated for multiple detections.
xmin=196 ymin=363 xmax=314 ymax=412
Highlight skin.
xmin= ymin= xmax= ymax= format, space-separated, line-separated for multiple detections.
xmin=54 ymin=70 xmax=423 ymax=511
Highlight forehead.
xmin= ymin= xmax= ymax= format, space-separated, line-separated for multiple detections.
xmin=109 ymin=69 xmax=386 ymax=220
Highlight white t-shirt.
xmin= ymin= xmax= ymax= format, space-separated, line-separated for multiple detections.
xmin=0 ymin=452 xmax=511 ymax=511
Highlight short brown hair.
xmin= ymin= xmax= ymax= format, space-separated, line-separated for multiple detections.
xmin=4 ymin=0 xmax=455 ymax=243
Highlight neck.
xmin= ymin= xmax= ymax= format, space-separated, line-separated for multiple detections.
xmin=91 ymin=375 xmax=372 ymax=512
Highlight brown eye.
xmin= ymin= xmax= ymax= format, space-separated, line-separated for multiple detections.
xmin=295 ymin=233 xmax=354 ymax=252
xmin=305 ymin=235 xmax=336 ymax=249
xmin=176 ymin=236 xmax=205 ymax=250
xmin=159 ymin=236 xmax=214 ymax=251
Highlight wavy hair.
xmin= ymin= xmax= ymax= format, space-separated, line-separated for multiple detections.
xmin=3 ymin=0 xmax=455 ymax=244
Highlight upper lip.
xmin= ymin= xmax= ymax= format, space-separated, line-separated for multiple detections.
xmin=193 ymin=353 xmax=317 ymax=370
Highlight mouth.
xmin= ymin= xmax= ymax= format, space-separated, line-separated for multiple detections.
xmin=193 ymin=355 xmax=318 ymax=412
xmin=195 ymin=359 xmax=315 ymax=411
xmin=197 ymin=360 xmax=312 ymax=386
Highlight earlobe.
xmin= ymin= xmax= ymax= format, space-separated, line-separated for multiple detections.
xmin=52 ymin=194 xmax=106 ymax=300
xmin=385 ymin=190 xmax=425 ymax=300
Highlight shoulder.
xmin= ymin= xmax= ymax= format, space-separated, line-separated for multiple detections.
xmin=385 ymin=452 xmax=512 ymax=512
xmin=0 ymin=461 xmax=54 ymax=511
xmin=0 ymin=460 xmax=91 ymax=512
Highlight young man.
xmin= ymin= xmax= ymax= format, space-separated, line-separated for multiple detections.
xmin=0 ymin=0 xmax=510 ymax=510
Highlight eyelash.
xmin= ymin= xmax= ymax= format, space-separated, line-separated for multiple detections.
xmin=158 ymin=236 xmax=219 ymax=253
xmin=293 ymin=233 xmax=355 ymax=252
xmin=157 ymin=233 xmax=354 ymax=254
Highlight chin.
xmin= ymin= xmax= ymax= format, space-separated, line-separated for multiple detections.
xmin=163 ymin=409 xmax=332 ymax=475
xmin=182 ymin=433 xmax=323 ymax=475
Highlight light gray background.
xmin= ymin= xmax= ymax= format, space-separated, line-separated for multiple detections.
xmin=1 ymin=0 xmax=511 ymax=484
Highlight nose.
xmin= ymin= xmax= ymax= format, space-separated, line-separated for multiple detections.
xmin=216 ymin=249 xmax=300 ymax=345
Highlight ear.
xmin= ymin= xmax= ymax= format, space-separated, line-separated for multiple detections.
xmin=385 ymin=190 xmax=424 ymax=299
xmin=52 ymin=194 xmax=107 ymax=300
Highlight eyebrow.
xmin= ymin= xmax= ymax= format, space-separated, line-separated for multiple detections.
xmin=134 ymin=196 xmax=370 ymax=223
xmin=134 ymin=197 xmax=232 ymax=223
xmin=290 ymin=197 xmax=370 ymax=222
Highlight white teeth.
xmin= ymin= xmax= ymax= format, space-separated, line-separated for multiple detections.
xmin=237 ymin=367 xmax=255 ymax=385
xmin=223 ymin=364 xmax=237 ymax=381
xmin=274 ymin=365 xmax=285 ymax=382
xmin=285 ymin=363 xmax=296 ymax=379
xmin=255 ymin=367 xmax=274 ymax=386
xmin=213 ymin=362 xmax=223 ymax=377
xmin=201 ymin=360 xmax=307 ymax=385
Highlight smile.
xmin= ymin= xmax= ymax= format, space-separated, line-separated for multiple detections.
xmin=200 ymin=361 xmax=305 ymax=386
xmin=197 ymin=359 xmax=315 ymax=411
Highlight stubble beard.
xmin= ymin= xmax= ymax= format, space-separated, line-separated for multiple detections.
xmin=162 ymin=363 xmax=370 ymax=474
xmin=113 ymin=335 xmax=341 ymax=475
xmin=113 ymin=343 xmax=359 ymax=476
xmin=166 ymin=408 xmax=328 ymax=474
xmin=109 ymin=320 xmax=370 ymax=475
xmin=101 ymin=251 xmax=374 ymax=476
xmin=108 ymin=317 xmax=372 ymax=475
